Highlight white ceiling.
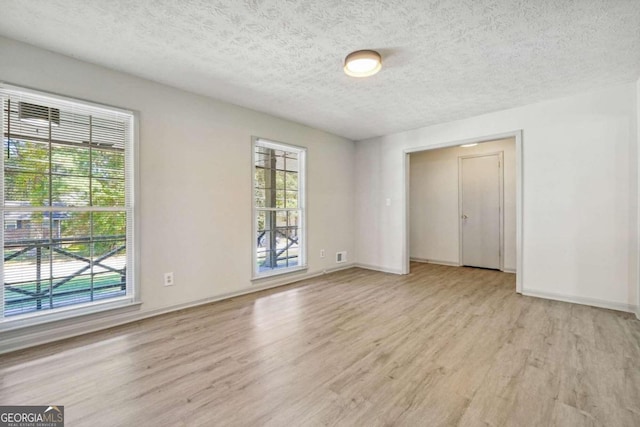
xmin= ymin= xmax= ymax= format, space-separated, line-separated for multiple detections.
xmin=0 ymin=0 xmax=639 ymax=140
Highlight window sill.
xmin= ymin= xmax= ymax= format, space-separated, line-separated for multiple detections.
xmin=252 ymin=265 xmax=308 ymax=282
xmin=0 ymin=297 xmax=141 ymax=332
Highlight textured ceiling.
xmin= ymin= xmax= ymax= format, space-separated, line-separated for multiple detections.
xmin=0 ymin=0 xmax=639 ymax=140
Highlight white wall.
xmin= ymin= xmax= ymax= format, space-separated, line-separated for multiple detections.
xmin=637 ymin=77 xmax=640 ymax=319
xmin=0 ymin=37 xmax=355 ymax=351
xmin=356 ymin=83 xmax=639 ymax=312
xmin=410 ymin=138 xmax=516 ymax=271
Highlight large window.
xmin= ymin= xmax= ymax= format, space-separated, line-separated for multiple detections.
xmin=253 ymin=138 xmax=306 ymax=278
xmin=0 ymin=85 xmax=135 ymax=321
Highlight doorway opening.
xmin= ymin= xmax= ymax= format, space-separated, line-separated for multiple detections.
xmin=404 ymin=131 xmax=523 ymax=293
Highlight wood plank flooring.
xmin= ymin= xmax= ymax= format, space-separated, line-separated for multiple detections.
xmin=1 ymin=263 xmax=639 ymax=426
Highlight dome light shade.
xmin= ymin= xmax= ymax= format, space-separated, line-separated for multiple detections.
xmin=344 ymin=50 xmax=382 ymax=77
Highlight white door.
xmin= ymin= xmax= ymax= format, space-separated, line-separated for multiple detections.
xmin=460 ymin=154 xmax=502 ymax=269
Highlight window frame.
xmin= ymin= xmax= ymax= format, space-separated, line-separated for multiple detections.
xmin=0 ymin=83 xmax=139 ymax=329
xmin=251 ymin=137 xmax=307 ymax=279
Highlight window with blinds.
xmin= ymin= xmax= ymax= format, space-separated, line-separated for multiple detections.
xmin=253 ymin=138 xmax=306 ymax=277
xmin=0 ymin=85 xmax=135 ymax=320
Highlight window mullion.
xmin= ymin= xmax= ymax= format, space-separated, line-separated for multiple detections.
xmin=47 ymin=105 xmax=54 ymax=310
xmin=89 ymin=115 xmax=94 ymax=302
xmin=267 ymin=148 xmax=277 ymax=268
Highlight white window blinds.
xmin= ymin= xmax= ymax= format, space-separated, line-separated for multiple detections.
xmin=0 ymin=85 xmax=135 ymax=319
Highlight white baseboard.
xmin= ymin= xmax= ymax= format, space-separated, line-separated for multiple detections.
xmin=0 ymin=264 xmax=356 ymax=355
xmin=522 ymin=289 xmax=637 ymax=314
xmin=353 ymin=263 xmax=404 ymax=275
xmin=250 ymin=263 xmax=354 ymax=287
xmin=320 ymin=263 xmax=356 ymax=275
xmin=410 ymin=257 xmax=460 ymax=267
xmin=410 ymin=258 xmax=518 ymax=275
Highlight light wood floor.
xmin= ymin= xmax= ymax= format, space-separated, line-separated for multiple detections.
xmin=1 ymin=263 xmax=639 ymax=426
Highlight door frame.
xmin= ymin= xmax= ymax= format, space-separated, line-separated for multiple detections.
xmin=458 ymin=152 xmax=504 ymax=271
xmin=403 ymin=130 xmax=523 ymax=294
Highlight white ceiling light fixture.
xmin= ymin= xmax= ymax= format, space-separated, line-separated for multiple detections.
xmin=460 ymin=143 xmax=478 ymax=147
xmin=344 ymin=50 xmax=382 ymax=77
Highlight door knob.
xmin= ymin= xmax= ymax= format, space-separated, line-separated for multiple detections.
xmin=461 ymin=214 xmax=468 ymax=219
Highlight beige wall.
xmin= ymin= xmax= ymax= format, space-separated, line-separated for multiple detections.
xmin=0 ymin=37 xmax=356 ymax=351
xmin=410 ymin=138 xmax=516 ymax=271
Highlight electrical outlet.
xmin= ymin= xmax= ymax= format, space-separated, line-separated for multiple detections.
xmin=320 ymin=249 xmax=325 ymax=258
xmin=164 ymin=272 xmax=174 ymax=286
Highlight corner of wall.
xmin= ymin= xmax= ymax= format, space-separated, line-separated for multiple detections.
xmin=637 ymin=76 xmax=640 ymax=320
